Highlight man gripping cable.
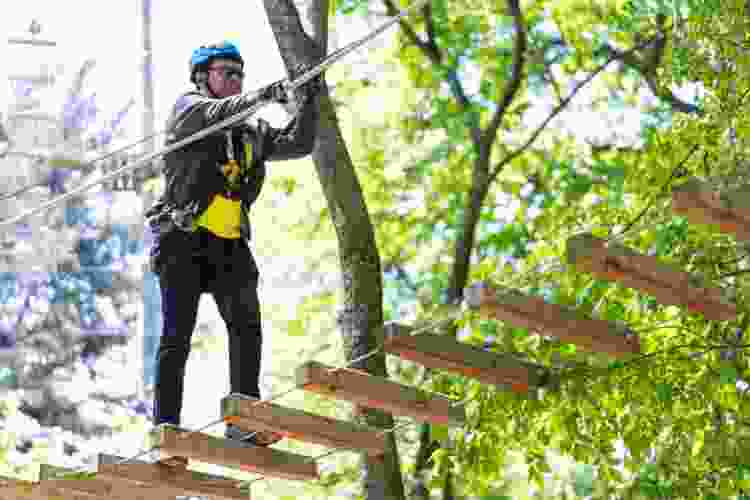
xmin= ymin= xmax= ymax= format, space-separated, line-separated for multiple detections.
xmin=144 ymin=41 xmax=323 ymax=463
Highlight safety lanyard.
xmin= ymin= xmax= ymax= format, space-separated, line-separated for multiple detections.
xmin=225 ymin=130 xmax=235 ymax=162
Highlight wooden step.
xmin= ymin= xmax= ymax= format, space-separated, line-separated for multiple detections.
xmin=464 ymin=282 xmax=640 ymax=358
xmin=0 ymin=476 xmax=46 ymax=500
xmin=221 ymin=395 xmax=388 ymax=457
xmin=0 ymin=474 xmax=107 ymax=500
xmin=566 ymin=233 xmax=737 ymax=321
xmin=382 ymin=323 xmax=556 ymax=397
xmin=672 ymin=178 xmax=750 ymax=240
xmin=95 ymin=451 xmax=254 ymax=499
xmin=39 ymin=464 xmax=163 ymax=500
xmin=296 ymin=360 xmax=466 ymax=427
xmin=144 ymin=424 xmax=317 ymax=483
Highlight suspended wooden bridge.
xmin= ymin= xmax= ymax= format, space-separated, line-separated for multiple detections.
xmin=0 ymin=177 xmax=742 ymax=499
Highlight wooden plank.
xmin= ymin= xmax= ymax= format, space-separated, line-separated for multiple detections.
xmin=0 ymin=475 xmax=107 ymax=500
xmin=146 ymin=424 xmax=317 ymax=483
xmin=464 ymin=282 xmax=640 ymax=358
xmin=0 ymin=476 xmax=46 ymax=500
xmin=382 ymin=324 xmax=556 ymax=396
xmin=222 ymin=395 xmax=388 ymax=457
xmin=566 ymin=233 xmax=737 ymax=321
xmin=672 ymin=179 xmax=750 ymax=240
xmin=296 ymin=360 xmax=466 ymax=427
xmin=95 ymin=451 xmax=255 ymax=499
xmin=38 ymin=465 xmax=120 ymax=500
xmin=39 ymin=464 xmax=166 ymax=500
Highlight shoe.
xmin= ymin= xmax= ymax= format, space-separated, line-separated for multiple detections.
xmin=225 ymin=424 xmax=283 ymax=447
xmin=152 ymin=421 xmax=189 ymax=468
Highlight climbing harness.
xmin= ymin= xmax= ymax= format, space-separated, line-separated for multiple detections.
xmin=0 ymin=0 xmax=431 ymax=229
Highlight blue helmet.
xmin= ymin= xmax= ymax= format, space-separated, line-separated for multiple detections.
xmin=189 ymin=41 xmax=244 ymax=84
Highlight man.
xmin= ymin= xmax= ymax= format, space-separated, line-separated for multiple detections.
xmin=144 ymin=41 xmax=322 ymax=459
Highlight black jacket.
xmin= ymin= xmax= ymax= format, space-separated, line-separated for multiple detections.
xmin=145 ymin=84 xmax=318 ymax=260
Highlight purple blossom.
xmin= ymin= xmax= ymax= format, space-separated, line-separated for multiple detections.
xmin=95 ymin=129 xmax=113 ymax=146
xmin=128 ymin=399 xmax=153 ymax=416
xmin=81 ymin=351 xmax=96 ymax=368
xmin=13 ymin=80 xmax=33 ymax=99
xmin=175 ymin=95 xmax=192 ymax=115
xmin=0 ymin=318 xmax=14 ymax=350
xmin=15 ymin=223 xmax=33 ymax=240
xmin=48 ymin=168 xmax=71 ymax=194
xmin=63 ymin=93 xmax=99 ymax=131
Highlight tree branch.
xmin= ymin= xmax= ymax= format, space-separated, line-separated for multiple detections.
xmin=482 ymin=0 xmax=526 ymax=151
xmin=487 ymin=34 xmax=666 ymax=186
xmin=381 ymin=0 xmax=430 ymax=54
xmin=603 ymin=17 xmax=701 ymax=116
xmin=381 ymin=0 xmax=482 ymax=147
xmin=608 ymin=143 xmax=699 ymax=241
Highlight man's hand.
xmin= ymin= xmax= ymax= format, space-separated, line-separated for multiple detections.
xmin=260 ymin=81 xmax=291 ymax=104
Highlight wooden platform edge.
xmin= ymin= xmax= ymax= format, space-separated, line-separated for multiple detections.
xmin=96 ymin=453 xmax=251 ymax=499
xmin=146 ymin=425 xmax=318 ymax=483
xmin=221 ymin=395 xmax=388 ymax=457
xmin=295 ymin=360 xmax=466 ymax=427
xmin=382 ymin=324 xmax=560 ymax=398
xmin=672 ymin=179 xmax=750 ymax=239
xmin=463 ymin=282 xmax=640 ymax=358
xmin=566 ymin=233 xmax=738 ymax=321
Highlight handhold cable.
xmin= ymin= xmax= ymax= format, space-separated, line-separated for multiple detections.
xmin=0 ymin=0 xmax=431 ymax=230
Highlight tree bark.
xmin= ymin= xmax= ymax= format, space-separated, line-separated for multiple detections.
xmin=261 ymin=0 xmax=406 ymax=498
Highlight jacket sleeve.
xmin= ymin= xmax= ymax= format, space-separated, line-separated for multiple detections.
xmin=259 ymin=90 xmax=319 ymax=162
xmin=168 ymin=91 xmax=265 ymax=140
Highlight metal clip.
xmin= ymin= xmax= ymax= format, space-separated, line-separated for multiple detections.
xmin=225 ymin=131 xmax=235 ymax=161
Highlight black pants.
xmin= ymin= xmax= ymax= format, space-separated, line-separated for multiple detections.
xmin=151 ymin=228 xmax=262 ymax=426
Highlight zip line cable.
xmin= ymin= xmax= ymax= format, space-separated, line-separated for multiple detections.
xmin=0 ymin=132 xmax=167 ymax=204
xmin=0 ymin=0 xmax=431 ymax=230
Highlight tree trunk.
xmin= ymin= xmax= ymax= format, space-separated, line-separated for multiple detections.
xmin=261 ymin=1 xmax=406 ymax=498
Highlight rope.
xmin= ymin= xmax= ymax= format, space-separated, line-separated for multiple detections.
xmin=0 ymin=0 xmax=431 ymax=230
xmin=53 ymin=306 xmax=463 ymax=480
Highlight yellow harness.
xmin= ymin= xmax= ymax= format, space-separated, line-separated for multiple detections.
xmin=195 ymin=131 xmax=252 ymax=239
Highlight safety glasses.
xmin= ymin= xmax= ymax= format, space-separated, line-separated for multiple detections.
xmin=209 ymin=66 xmax=245 ymax=81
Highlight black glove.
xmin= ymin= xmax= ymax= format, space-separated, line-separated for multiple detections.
xmin=290 ymin=62 xmax=325 ymax=98
xmin=260 ymin=81 xmax=290 ymax=104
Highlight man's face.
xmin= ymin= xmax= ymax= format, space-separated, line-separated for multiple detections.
xmin=207 ymin=58 xmax=244 ymax=98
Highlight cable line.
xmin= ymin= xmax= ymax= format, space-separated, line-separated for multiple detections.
xmin=0 ymin=0 xmax=430 ymax=229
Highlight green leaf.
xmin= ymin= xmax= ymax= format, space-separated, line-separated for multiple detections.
xmin=655 ymin=383 xmax=673 ymax=402
xmin=286 ymin=317 xmax=306 ymax=336
xmin=559 ymin=344 xmax=577 ymax=355
xmin=720 ymin=365 xmax=738 ymax=385
xmin=432 ymin=423 xmax=450 ymax=445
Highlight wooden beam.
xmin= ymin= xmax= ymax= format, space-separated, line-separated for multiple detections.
xmin=296 ymin=360 xmax=466 ymax=427
xmin=222 ymin=395 xmax=388 ymax=457
xmin=0 ymin=475 xmax=108 ymax=500
xmin=464 ymin=282 xmax=640 ymax=358
xmin=95 ymin=451 xmax=256 ymax=499
xmin=382 ymin=324 xmax=556 ymax=397
xmin=672 ymin=178 xmax=750 ymax=240
xmin=146 ymin=424 xmax=317 ymax=482
xmin=566 ymin=233 xmax=737 ymax=321
xmin=39 ymin=464 xmax=167 ymax=500
xmin=0 ymin=476 xmax=45 ymax=500
xmin=39 ymin=465 xmax=121 ymax=499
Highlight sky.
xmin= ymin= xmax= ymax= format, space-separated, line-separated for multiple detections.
xmin=0 ymin=0 xmax=390 ymax=140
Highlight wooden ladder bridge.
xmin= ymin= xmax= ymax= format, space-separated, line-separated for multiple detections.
xmin=1 ymin=178 xmax=742 ymax=498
